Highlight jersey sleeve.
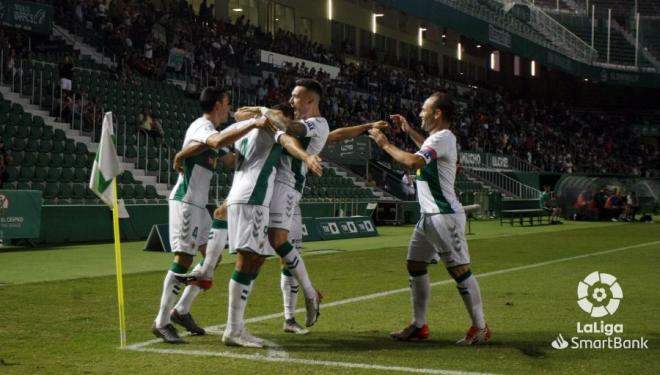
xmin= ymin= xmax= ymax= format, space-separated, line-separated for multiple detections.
xmin=189 ymin=121 xmax=219 ymax=145
xmin=414 ymin=131 xmax=451 ymax=165
xmin=300 ymin=118 xmax=324 ymax=138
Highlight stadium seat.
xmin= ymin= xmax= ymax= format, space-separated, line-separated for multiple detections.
xmin=73 ymin=168 xmax=87 ymax=183
xmin=60 ymin=168 xmax=74 ymax=183
xmin=33 ymin=167 xmax=48 ymax=182
xmin=59 ymin=183 xmax=73 ymax=201
xmin=22 ymin=152 xmax=37 ymax=167
xmin=62 ymin=154 xmax=75 ymax=168
xmin=44 ymin=182 xmax=59 ymax=200
xmin=18 ymin=167 xmax=34 ymax=182
xmin=145 ymin=185 xmax=158 ymax=199
xmin=39 ymin=140 xmax=53 ymax=153
xmin=46 ymin=167 xmax=60 ymax=182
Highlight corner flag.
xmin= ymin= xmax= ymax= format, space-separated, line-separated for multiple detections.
xmin=89 ymin=112 xmax=128 ymax=348
xmin=90 ymin=112 xmax=123 ymax=206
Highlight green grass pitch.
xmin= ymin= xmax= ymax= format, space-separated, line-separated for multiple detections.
xmin=1 ymin=219 xmax=659 ymax=374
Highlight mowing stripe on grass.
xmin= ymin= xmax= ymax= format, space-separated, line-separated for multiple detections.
xmin=130 ymin=347 xmax=492 ymax=375
xmin=126 ymin=239 xmax=660 ymax=373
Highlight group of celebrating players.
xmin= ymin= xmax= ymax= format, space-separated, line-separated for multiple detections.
xmin=151 ymin=78 xmax=491 ymax=348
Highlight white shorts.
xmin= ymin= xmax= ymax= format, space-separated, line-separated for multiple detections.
xmin=269 ymin=183 xmax=302 ymax=231
xmin=60 ymin=78 xmax=72 ymax=91
xmin=169 ymin=200 xmax=211 ymax=255
xmin=289 ymin=208 xmax=303 ymax=251
xmin=408 ymin=213 xmax=470 ymax=268
xmin=228 ymin=204 xmax=274 ymax=256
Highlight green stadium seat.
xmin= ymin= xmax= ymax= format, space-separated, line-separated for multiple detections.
xmin=60 ymin=168 xmax=74 ymax=183
xmin=18 ymin=167 xmax=34 ymax=182
xmin=39 ymin=140 xmax=53 ymax=153
xmin=71 ymin=184 xmax=85 ymax=201
xmin=145 ymin=185 xmax=158 ymax=199
xmin=59 ymin=183 xmax=73 ymax=201
xmin=22 ymin=152 xmax=37 ymax=167
xmin=43 ymin=182 xmax=60 ymax=200
xmin=11 ymin=138 xmax=26 ymax=151
xmin=36 ymin=153 xmax=49 ymax=167
xmin=121 ymin=184 xmax=135 ymax=199
xmin=48 ymin=153 xmax=63 ymax=168
xmin=15 ymin=126 xmax=29 ymax=139
xmin=3 ymin=125 xmax=17 ymax=138
xmin=41 ymin=126 xmax=54 ymax=141
xmin=75 ymin=143 xmax=88 ymax=155
xmin=62 ymin=154 xmax=75 ymax=168
xmin=25 ymin=139 xmax=39 ymax=152
xmin=32 ymin=182 xmax=46 ymax=192
xmin=51 ymin=140 xmax=65 ymax=153
xmin=53 ymin=129 xmax=66 ymax=141
xmin=73 ymin=168 xmax=87 ymax=183
xmin=33 ymin=167 xmax=48 ymax=182
xmin=16 ymin=181 xmax=31 ymax=190
xmin=74 ymin=154 xmax=87 ymax=168
xmin=29 ymin=126 xmax=43 ymax=139
xmin=63 ymin=140 xmax=75 ymax=154
xmin=134 ymin=185 xmax=146 ymax=199
xmin=46 ymin=167 xmax=60 ymax=182
xmin=6 ymin=165 xmax=19 ymax=182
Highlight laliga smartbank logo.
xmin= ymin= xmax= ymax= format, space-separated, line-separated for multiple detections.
xmin=551 ymin=271 xmax=648 ymax=350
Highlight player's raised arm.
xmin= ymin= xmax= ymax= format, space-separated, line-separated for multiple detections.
xmin=173 ymin=141 xmax=208 ymax=172
xmin=205 ymin=117 xmax=269 ymax=149
xmin=327 ymin=121 xmax=389 ymax=143
xmin=277 ymin=133 xmax=323 ymax=176
xmin=391 ymin=114 xmax=425 ymax=148
xmin=234 ymin=106 xmax=267 ymax=122
xmin=368 ymin=128 xmax=426 ymax=170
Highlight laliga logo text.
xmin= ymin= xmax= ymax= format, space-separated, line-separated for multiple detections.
xmin=552 ymin=271 xmax=648 ymax=350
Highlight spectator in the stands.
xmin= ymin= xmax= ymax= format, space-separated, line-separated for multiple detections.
xmin=137 ymin=109 xmax=164 ymax=140
xmin=59 ymin=55 xmax=74 ymax=95
xmin=0 ymin=139 xmax=11 ymax=188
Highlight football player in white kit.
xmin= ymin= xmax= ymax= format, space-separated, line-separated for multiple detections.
xmin=152 ymin=87 xmax=271 ymax=344
xmin=368 ymin=91 xmax=491 ymax=345
xmin=221 ymin=105 xmax=323 ymax=348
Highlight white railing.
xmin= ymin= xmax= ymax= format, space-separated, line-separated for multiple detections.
xmin=463 ymin=168 xmax=541 ymax=199
xmin=436 ymin=0 xmax=596 ymax=63
xmin=519 ymin=0 xmax=598 ymax=62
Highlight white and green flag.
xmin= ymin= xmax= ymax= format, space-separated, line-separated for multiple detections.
xmin=89 ymin=112 xmax=123 ymax=207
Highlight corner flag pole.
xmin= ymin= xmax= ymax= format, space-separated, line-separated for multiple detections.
xmin=112 ymin=178 xmax=127 ymax=348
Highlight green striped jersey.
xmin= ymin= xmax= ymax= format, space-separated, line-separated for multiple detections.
xmin=226 ymin=121 xmax=284 ymax=206
xmin=276 ymin=116 xmax=329 ymax=192
xmin=170 ymin=117 xmax=225 ymax=208
xmin=414 ymin=129 xmax=464 ymax=214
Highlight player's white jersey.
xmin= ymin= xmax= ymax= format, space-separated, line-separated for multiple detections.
xmin=414 ymin=129 xmax=464 ymax=215
xmin=275 ymin=116 xmax=329 ymax=192
xmin=170 ymin=116 xmax=223 ymax=208
xmin=226 ymin=121 xmax=283 ymax=206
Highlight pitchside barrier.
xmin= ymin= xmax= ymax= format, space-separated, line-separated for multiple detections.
xmin=0 ymin=190 xmax=42 ymax=242
xmin=144 ymin=216 xmax=378 ymax=252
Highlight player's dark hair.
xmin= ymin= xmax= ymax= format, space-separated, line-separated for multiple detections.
xmin=429 ymin=91 xmax=455 ymax=123
xmin=199 ymin=86 xmax=229 ymax=113
xmin=295 ymin=79 xmax=324 ymax=99
xmin=272 ymin=103 xmax=295 ymax=120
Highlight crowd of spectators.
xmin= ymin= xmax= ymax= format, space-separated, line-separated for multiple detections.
xmin=34 ymin=1 xmax=660 ymax=176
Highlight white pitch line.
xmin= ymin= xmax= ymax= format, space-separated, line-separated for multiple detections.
xmin=130 ymin=347 xmax=492 ymax=375
xmin=125 ymin=239 xmax=660 ymax=372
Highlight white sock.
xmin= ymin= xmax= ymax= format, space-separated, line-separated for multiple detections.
xmin=456 ymin=271 xmax=486 ymax=329
xmin=281 ymin=269 xmax=299 ymax=320
xmin=201 ymin=228 xmax=227 ymax=277
xmin=410 ymin=272 xmax=430 ymax=327
xmin=155 ymin=270 xmax=184 ymax=327
xmin=277 ymin=243 xmax=315 ymax=298
xmin=226 ymin=271 xmax=253 ymax=335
